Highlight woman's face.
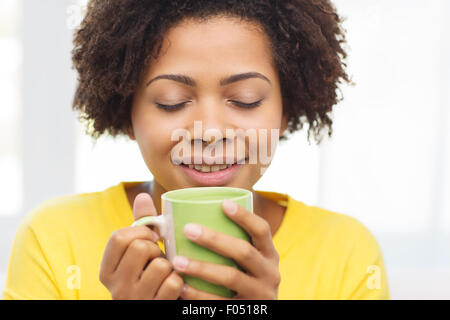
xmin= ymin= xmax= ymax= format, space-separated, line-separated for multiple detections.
xmin=130 ymin=15 xmax=287 ymax=192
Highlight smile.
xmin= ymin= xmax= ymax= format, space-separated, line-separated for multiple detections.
xmin=182 ymin=163 xmax=235 ymax=173
xmin=178 ymin=162 xmax=245 ymax=186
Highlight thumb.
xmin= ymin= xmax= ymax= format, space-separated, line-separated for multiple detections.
xmin=133 ymin=192 xmax=158 ymax=221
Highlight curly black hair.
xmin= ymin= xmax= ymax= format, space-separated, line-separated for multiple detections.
xmin=72 ymin=0 xmax=351 ymax=144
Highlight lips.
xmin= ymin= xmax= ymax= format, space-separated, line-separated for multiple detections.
xmin=178 ymin=162 xmax=243 ymax=186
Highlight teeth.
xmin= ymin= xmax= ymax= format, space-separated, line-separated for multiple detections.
xmin=186 ymin=163 xmax=234 ymax=172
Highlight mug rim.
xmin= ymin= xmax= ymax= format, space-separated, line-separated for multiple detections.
xmin=161 ymin=186 xmax=251 ymax=204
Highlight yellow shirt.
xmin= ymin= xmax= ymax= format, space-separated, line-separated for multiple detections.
xmin=3 ymin=181 xmax=390 ymax=300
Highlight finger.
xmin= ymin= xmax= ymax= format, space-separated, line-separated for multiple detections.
xmin=100 ymin=226 xmax=158 ymax=277
xmin=133 ymin=192 xmax=162 ymax=237
xmin=183 ymin=223 xmax=270 ymax=278
xmin=172 ymin=256 xmax=259 ymax=297
xmin=153 ymin=271 xmax=184 ymax=300
xmin=180 ymin=284 xmax=232 ymax=300
xmin=222 ymin=199 xmax=276 ymax=259
xmin=137 ymin=257 xmax=173 ymax=297
xmin=133 ymin=192 xmax=158 ymax=221
xmin=115 ymin=239 xmax=163 ymax=282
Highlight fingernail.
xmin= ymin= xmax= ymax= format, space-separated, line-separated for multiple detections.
xmin=184 ymin=223 xmax=202 ymax=240
xmin=173 ymin=256 xmax=189 ymax=271
xmin=223 ymin=199 xmax=237 ymax=215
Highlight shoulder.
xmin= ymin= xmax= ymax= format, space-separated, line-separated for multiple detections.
xmin=283 ymin=197 xmax=389 ymax=299
xmin=19 ymin=182 xmax=134 ymax=246
xmin=314 ymin=204 xmax=374 ymax=231
xmin=13 ymin=189 xmax=117 ymax=265
xmin=23 ymin=191 xmax=104 ymax=230
xmin=18 ymin=190 xmax=115 ymax=249
xmin=288 ymin=197 xmax=381 ymax=253
xmin=306 ymin=207 xmax=389 ymax=299
xmin=313 ymin=205 xmax=379 ymax=247
xmin=306 ymin=204 xmax=388 ymax=291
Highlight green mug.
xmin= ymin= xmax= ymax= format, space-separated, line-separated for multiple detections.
xmin=132 ymin=186 xmax=253 ymax=298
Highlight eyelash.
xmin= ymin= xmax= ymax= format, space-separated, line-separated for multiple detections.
xmin=156 ymin=99 xmax=263 ymax=111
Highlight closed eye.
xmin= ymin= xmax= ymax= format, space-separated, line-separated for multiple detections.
xmin=229 ymin=99 xmax=263 ymax=109
xmin=155 ymin=102 xmax=187 ymax=111
xmin=156 ymin=99 xmax=263 ymax=111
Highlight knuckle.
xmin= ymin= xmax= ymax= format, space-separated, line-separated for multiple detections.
xmin=166 ymin=272 xmax=184 ymax=291
xmin=137 ymin=225 xmax=156 ymax=239
xmin=130 ymin=239 xmax=161 ymax=258
xmin=255 ymin=221 xmax=270 ymax=238
xmin=262 ymin=288 xmax=276 ymax=300
xmin=272 ymin=270 xmax=281 ymax=287
xmin=181 ymin=286 xmax=195 ymax=300
xmin=151 ymin=257 xmax=172 ymax=273
xmin=240 ymin=244 xmax=256 ymax=260
xmin=148 ymin=243 xmax=162 ymax=258
xmin=225 ymin=269 xmax=241 ymax=288
xmin=272 ymin=250 xmax=280 ymax=264
xmin=99 ymin=270 xmax=111 ymax=286
xmin=129 ymin=239 xmax=150 ymax=252
xmin=110 ymin=230 xmax=126 ymax=246
xmin=110 ymin=283 xmax=128 ymax=300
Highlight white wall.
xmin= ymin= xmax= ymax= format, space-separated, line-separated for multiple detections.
xmin=0 ymin=0 xmax=78 ymax=296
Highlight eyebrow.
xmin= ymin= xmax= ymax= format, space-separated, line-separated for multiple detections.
xmin=145 ymin=72 xmax=272 ymax=87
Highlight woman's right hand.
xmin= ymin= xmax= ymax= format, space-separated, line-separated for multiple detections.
xmin=99 ymin=193 xmax=185 ymax=300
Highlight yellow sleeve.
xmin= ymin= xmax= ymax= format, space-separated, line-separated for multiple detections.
xmin=2 ymin=219 xmax=61 ymax=300
xmin=339 ymin=219 xmax=390 ymax=300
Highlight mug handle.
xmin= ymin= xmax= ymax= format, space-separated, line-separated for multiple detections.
xmin=132 ymin=215 xmax=168 ymax=239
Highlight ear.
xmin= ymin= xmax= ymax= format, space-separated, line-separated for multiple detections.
xmin=125 ymin=126 xmax=136 ymax=141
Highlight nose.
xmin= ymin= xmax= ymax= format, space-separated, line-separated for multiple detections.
xmin=170 ymin=100 xmax=249 ymax=166
xmin=186 ymin=99 xmax=229 ymax=144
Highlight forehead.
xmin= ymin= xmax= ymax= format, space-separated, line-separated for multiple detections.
xmin=148 ymin=16 xmax=275 ymax=77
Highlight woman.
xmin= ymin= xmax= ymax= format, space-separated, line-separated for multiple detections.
xmin=3 ymin=0 xmax=389 ymax=300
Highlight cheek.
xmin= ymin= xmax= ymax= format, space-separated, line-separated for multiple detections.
xmin=131 ymin=106 xmax=174 ymax=160
xmin=239 ymin=94 xmax=283 ymax=132
xmin=243 ymin=107 xmax=283 ymax=166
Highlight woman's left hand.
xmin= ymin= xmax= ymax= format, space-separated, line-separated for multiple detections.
xmin=173 ymin=199 xmax=281 ymax=300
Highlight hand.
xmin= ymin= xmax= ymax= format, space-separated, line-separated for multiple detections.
xmin=174 ymin=199 xmax=281 ymax=300
xmin=99 ymin=193 xmax=184 ymax=300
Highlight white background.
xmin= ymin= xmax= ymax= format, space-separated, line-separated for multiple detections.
xmin=0 ymin=0 xmax=449 ymax=299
